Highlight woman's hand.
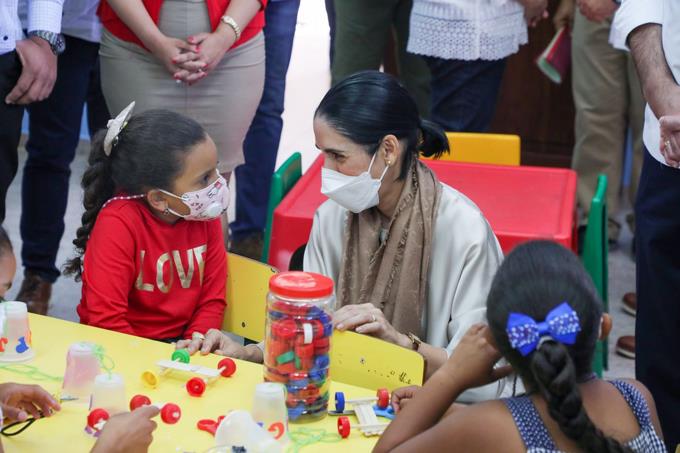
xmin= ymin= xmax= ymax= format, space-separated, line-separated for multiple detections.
xmin=443 ymin=324 xmax=512 ymax=390
xmin=391 ymin=386 xmax=421 ymax=414
xmin=553 ymin=0 xmax=575 ymax=31
xmin=173 ymin=29 xmax=236 ymax=85
xmin=176 ymin=329 xmax=263 ymax=362
xmin=334 ymin=304 xmax=410 ymax=347
xmin=577 ymin=0 xmax=618 ymax=23
xmin=521 ymin=0 xmax=549 ymax=28
xmin=0 ymin=383 xmax=61 ymax=421
xmin=91 ymin=405 xmax=159 ymax=453
xmin=147 ymin=35 xmax=200 ymax=78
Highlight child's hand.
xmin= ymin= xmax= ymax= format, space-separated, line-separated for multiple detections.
xmin=91 ymin=405 xmax=159 ymax=453
xmin=444 ymin=324 xmax=512 ymax=390
xmin=0 ymin=383 xmax=60 ymax=421
xmin=177 ymin=329 xmax=263 ymax=362
xmin=391 ymin=386 xmax=421 ymax=413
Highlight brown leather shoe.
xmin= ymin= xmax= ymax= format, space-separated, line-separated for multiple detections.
xmin=15 ymin=272 xmax=52 ymax=315
xmin=615 ymin=335 xmax=635 ymax=359
xmin=622 ymin=292 xmax=637 ymax=317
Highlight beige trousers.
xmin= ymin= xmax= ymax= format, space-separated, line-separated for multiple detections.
xmin=571 ymin=11 xmax=644 ymax=239
xmin=99 ymin=0 xmax=265 ymax=173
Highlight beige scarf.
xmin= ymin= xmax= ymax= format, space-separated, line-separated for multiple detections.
xmin=337 ymin=160 xmax=443 ymax=337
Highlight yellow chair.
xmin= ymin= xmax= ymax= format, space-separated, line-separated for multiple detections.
xmin=433 ymin=132 xmax=521 ymax=166
xmin=330 ymin=330 xmax=425 ymax=392
xmin=223 ymin=253 xmax=277 ymax=342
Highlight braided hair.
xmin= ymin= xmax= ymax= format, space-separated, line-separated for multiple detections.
xmin=64 ymin=109 xmax=206 ymax=280
xmin=486 ymin=241 xmax=632 ymax=453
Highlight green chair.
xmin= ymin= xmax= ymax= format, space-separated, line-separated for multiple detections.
xmin=581 ymin=174 xmax=609 ymax=377
xmin=261 ymin=152 xmax=302 ymax=263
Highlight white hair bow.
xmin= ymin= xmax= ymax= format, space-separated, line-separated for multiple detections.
xmin=103 ymin=101 xmax=136 ymax=156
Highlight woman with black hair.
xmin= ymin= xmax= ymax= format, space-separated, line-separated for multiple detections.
xmin=185 ymin=71 xmax=505 ymax=382
xmin=304 ymin=70 xmax=503 ymax=389
xmin=375 ymin=241 xmax=665 ymax=453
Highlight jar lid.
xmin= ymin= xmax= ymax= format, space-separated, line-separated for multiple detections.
xmin=269 ymin=272 xmax=334 ymax=299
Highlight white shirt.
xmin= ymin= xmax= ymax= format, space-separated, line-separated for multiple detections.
xmin=612 ymin=0 xmax=680 ymax=166
xmin=19 ymin=0 xmax=102 ymax=43
xmin=408 ymin=0 xmax=528 ymax=61
xmin=304 ymin=183 xmax=508 ymax=402
xmin=0 ymin=0 xmax=63 ymax=56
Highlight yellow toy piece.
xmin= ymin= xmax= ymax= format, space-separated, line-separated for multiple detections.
xmin=330 ymin=331 xmax=424 ymax=392
xmin=223 ymin=253 xmax=277 ymax=343
xmin=141 ymin=369 xmax=160 ymax=388
xmin=423 ymin=132 xmax=521 ymax=166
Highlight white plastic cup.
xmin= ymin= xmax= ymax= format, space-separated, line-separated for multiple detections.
xmin=62 ymin=342 xmax=101 ymax=399
xmin=215 ymin=410 xmax=281 ymax=453
xmin=0 ymin=301 xmax=34 ymax=362
xmin=90 ymin=373 xmax=126 ymax=415
xmin=252 ymin=383 xmax=289 ymax=443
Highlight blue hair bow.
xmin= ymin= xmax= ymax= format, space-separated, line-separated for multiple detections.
xmin=506 ymin=302 xmax=581 ymax=356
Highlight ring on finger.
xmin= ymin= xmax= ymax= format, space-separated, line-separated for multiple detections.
xmin=192 ymin=331 xmax=205 ymax=341
xmin=371 ymin=314 xmax=377 ymax=323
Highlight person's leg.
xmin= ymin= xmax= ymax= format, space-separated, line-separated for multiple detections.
xmin=0 ymin=53 xmax=24 ymax=224
xmin=231 ymin=0 xmax=301 ymax=259
xmin=571 ymin=13 xmax=628 ymax=242
xmin=18 ymin=36 xmax=100 ymax=314
xmin=393 ymin=0 xmax=430 ymax=117
xmin=325 ymin=0 xmax=336 ymax=66
xmin=635 ymin=150 xmax=680 ymax=450
xmin=85 ymin=51 xmax=111 ymax=139
xmin=331 ymin=0 xmax=393 ymax=85
xmin=425 ymin=57 xmax=507 ymax=132
xmin=626 ymin=54 xmax=645 ymax=213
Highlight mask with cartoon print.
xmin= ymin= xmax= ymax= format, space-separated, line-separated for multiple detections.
xmin=160 ymin=170 xmax=229 ymax=221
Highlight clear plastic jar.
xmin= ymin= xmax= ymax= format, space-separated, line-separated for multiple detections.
xmin=264 ymin=272 xmax=334 ymax=423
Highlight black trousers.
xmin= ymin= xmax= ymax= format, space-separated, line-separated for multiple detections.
xmin=20 ymin=36 xmax=108 ymax=283
xmin=635 ymin=150 xmax=680 ymax=450
xmin=0 ymin=52 xmax=24 ymax=223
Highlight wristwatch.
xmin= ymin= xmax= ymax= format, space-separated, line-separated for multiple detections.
xmin=27 ymin=30 xmax=65 ymax=55
xmin=407 ymin=332 xmax=422 ymax=352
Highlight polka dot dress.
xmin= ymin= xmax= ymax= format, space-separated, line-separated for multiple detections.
xmin=502 ymin=380 xmax=666 ymax=452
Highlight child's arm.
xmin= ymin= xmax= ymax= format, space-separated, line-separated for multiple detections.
xmin=80 ymin=213 xmax=137 ymax=335
xmin=374 ymin=325 xmax=512 ymax=452
xmin=183 ymin=220 xmax=227 ymax=339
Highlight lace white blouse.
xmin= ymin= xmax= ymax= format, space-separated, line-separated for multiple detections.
xmin=408 ymin=0 xmax=528 ymax=61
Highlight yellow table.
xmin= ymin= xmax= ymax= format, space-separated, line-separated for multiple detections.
xmin=0 ymin=315 xmax=378 ymax=452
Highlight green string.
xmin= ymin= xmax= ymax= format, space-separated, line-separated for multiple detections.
xmin=91 ymin=344 xmax=116 ymax=377
xmin=287 ymin=428 xmax=342 ymax=453
xmin=0 ymin=364 xmax=61 ymax=382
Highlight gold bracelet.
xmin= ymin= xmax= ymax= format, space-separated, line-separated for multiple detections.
xmin=220 ymin=15 xmax=242 ymax=41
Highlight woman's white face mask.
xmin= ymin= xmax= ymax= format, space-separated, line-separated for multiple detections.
xmin=321 ymin=153 xmax=389 ymax=213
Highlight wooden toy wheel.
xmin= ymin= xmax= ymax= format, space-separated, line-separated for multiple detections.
xmin=377 ymin=388 xmax=389 ymax=409
xmin=334 ymin=391 xmax=345 ymax=413
xmin=218 ymin=357 xmax=236 ymax=377
xmin=186 ymin=377 xmax=206 ymax=397
xmin=87 ymin=408 xmax=109 ymax=430
xmin=129 ymin=394 xmax=151 ymax=411
xmin=141 ymin=369 xmax=159 ymax=388
xmin=337 ymin=416 xmax=350 ymax=438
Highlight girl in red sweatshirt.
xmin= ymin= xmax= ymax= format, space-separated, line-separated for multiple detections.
xmin=65 ymin=105 xmax=228 ymax=342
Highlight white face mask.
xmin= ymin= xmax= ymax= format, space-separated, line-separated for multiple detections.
xmin=321 ymin=153 xmax=389 ymax=213
xmin=160 ymin=170 xmax=229 ymax=221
